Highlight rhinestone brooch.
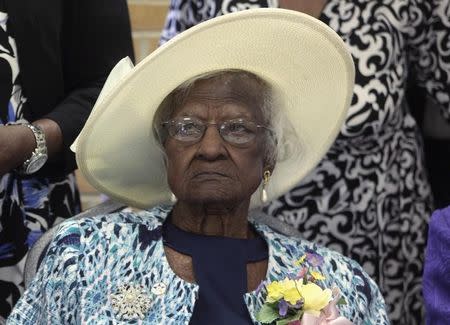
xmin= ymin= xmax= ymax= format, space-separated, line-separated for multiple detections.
xmin=110 ymin=283 xmax=152 ymax=321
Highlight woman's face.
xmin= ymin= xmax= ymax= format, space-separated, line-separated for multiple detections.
xmin=164 ymin=74 xmax=268 ymax=206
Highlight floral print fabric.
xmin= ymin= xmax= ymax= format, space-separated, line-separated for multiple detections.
xmin=7 ymin=206 xmax=388 ymax=324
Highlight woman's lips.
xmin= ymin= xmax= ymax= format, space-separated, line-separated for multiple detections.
xmin=191 ymin=171 xmax=229 ymax=180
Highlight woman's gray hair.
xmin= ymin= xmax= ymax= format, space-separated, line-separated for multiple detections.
xmin=152 ymin=70 xmax=298 ymax=167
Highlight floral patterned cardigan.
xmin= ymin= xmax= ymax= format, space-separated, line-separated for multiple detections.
xmin=7 ymin=206 xmax=389 ymax=324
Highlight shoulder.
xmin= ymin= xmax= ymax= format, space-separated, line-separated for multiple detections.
xmin=48 ymin=204 xmax=170 ymax=279
xmin=46 ymin=205 xmax=170 ymax=259
xmin=254 ymin=222 xmax=388 ymax=323
xmin=428 ymin=206 xmax=450 ymax=236
xmin=426 ymin=207 xmax=450 ymax=264
xmin=425 ymin=207 xmax=450 ymax=277
xmin=254 ymin=221 xmax=346 ymax=267
xmin=55 ymin=205 xmax=169 ymax=237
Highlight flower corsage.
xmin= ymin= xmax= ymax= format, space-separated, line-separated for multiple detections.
xmin=256 ymin=252 xmax=353 ymax=325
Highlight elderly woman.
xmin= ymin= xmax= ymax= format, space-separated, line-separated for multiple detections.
xmin=8 ymin=9 xmax=388 ymax=325
xmin=160 ymin=2 xmax=450 ymax=324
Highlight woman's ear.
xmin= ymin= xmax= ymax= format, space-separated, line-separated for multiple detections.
xmin=262 ymin=143 xmax=276 ymax=174
xmin=263 ymin=162 xmax=275 ymax=174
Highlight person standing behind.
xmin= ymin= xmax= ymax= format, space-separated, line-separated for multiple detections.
xmin=0 ymin=0 xmax=134 ymax=320
xmin=159 ymin=1 xmax=450 ymax=324
xmin=423 ymin=206 xmax=450 ymax=325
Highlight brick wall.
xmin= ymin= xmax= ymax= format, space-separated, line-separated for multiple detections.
xmin=77 ymin=0 xmax=170 ymax=209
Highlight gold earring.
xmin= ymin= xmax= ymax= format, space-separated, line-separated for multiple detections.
xmin=261 ymin=170 xmax=271 ymax=203
xmin=170 ymin=192 xmax=177 ymax=203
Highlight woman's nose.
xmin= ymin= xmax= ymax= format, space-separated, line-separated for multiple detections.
xmin=196 ymin=125 xmax=227 ymax=160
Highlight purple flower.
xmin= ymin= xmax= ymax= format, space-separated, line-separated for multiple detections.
xmin=288 ymin=299 xmax=304 ymax=310
xmin=278 ymin=299 xmax=289 ymax=317
xmin=306 ymin=252 xmax=324 ymax=267
xmin=255 ymin=280 xmax=267 ymax=294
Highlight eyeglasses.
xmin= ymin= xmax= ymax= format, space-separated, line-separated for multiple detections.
xmin=161 ymin=117 xmax=272 ymax=145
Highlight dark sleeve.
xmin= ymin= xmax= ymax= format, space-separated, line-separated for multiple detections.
xmin=44 ymin=0 xmax=134 ymax=172
xmin=407 ymin=0 xmax=450 ymax=118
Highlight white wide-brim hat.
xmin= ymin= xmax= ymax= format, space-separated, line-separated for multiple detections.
xmin=72 ymin=8 xmax=354 ymax=210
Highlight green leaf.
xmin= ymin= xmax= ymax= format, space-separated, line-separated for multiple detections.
xmin=256 ymin=304 xmax=280 ymax=324
xmin=337 ymin=297 xmax=347 ymax=305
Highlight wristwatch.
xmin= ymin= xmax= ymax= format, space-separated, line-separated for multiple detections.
xmin=19 ymin=124 xmax=48 ymax=174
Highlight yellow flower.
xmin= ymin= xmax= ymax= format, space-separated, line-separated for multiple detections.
xmin=295 ymin=254 xmax=307 ymax=266
xmin=297 ymin=283 xmax=332 ymax=316
xmin=266 ymin=279 xmax=301 ymax=304
xmin=310 ymin=271 xmax=326 ymax=281
xmin=283 ymin=285 xmax=302 ymax=305
xmin=266 ymin=280 xmax=285 ymax=303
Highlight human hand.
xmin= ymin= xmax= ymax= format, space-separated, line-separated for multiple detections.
xmin=0 ymin=124 xmax=36 ymax=176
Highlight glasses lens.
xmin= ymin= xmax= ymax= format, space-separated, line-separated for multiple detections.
xmin=221 ymin=119 xmax=257 ymax=144
xmin=168 ymin=117 xmax=204 ymax=142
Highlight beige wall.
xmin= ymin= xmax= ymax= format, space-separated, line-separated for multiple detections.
xmin=128 ymin=0 xmax=170 ymax=62
xmin=77 ymin=0 xmax=170 ymax=209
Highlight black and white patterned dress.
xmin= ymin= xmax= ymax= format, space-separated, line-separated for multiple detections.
xmin=0 ymin=1 xmax=80 ymax=320
xmin=160 ymin=1 xmax=450 ymax=324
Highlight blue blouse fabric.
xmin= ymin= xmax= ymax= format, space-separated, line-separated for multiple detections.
xmin=7 ymin=206 xmax=389 ymax=324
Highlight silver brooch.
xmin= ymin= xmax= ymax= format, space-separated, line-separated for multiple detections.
xmin=110 ymin=283 xmax=151 ymax=321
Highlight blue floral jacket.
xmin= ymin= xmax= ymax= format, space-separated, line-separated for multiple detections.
xmin=8 ymin=206 xmax=389 ymax=324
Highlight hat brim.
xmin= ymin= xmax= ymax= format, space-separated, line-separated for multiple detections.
xmin=75 ymin=8 xmax=355 ymax=209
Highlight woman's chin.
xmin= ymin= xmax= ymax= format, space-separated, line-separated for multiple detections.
xmin=182 ymin=190 xmax=244 ymax=206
